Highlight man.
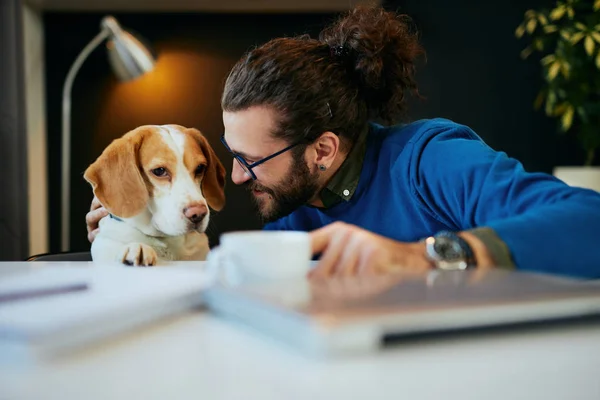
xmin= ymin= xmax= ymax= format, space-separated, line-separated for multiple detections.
xmin=88 ymin=6 xmax=600 ymax=279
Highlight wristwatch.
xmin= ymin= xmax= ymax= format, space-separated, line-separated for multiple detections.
xmin=425 ymin=231 xmax=476 ymax=271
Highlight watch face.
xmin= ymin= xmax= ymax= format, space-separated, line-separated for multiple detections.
xmin=433 ymin=237 xmax=465 ymax=261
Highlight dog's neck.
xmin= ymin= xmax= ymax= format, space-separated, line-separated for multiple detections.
xmin=114 ymin=211 xmax=169 ymax=238
xmin=109 ymin=213 xmax=124 ymax=222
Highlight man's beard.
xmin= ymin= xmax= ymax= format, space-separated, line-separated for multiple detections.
xmin=245 ymin=153 xmax=320 ymax=223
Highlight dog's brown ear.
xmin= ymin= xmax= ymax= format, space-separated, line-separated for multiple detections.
xmin=186 ymin=128 xmax=226 ymax=211
xmin=84 ymin=133 xmax=149 ymax=218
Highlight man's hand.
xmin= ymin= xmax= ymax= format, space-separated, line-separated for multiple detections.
xmin=86 ymin=196 xmax=108 ymax=243
xmin=308 ymin=222 xmax=432 ymax=279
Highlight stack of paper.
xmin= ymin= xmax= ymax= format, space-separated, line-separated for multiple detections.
xmin=0 ymin=262 xmax=212 ymax=362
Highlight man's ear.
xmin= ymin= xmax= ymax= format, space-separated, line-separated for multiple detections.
xmin=186 ymin=128 xmax=226 ymax=211
xmin=83 ymin=134 xmax=149 ymax=218
xmin=309 ymin=131 xmax=341 ymax=169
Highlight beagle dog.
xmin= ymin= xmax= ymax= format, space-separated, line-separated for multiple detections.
xmin=84 ymin=124 xmax=226 ymax=266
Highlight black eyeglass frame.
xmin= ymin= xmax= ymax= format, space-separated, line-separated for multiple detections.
xmin=220 ymin=134 xmax=303 ymax=180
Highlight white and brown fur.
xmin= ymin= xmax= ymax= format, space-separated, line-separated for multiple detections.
xmin=84 ymin=124 xmax=226 ymax=266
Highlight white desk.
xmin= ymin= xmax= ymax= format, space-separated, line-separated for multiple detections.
xmin=2 ymin=308 xmax=600 ymax=400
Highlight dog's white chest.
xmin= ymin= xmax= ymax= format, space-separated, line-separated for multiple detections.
xmin=91 ymin=217 xmax=209 ymax=265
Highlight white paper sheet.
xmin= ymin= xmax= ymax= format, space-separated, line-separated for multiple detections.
xmin=0 ymin=261 xmax=212 ymax=360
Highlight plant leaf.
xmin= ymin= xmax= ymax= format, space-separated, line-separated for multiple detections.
xmin=521 ymin=46 xmax=533 ymax=59
xmin=554 ymin=103 xmax=568 ymax=116
xmin=591 ymin=32 xmax=600 ymax=43
xmin=538 ymin=14 xmax=549 ymax=25
xmin=595 ymin=0 xmax=600 ymax=11
xmin=560 ymin=60 xmax=570 ymax=78
xmin=569 ymin=32 xmax=585 ymax=44
xmin=575 ymin=106 xmax=584 ymax=121
xmin=548 ymin=61 xmax=561 ymax=80
xmin=561 ymin=105 xmax=575 ymax=131
xmin=534 ymin=39 xmax=544 ymax=50
xmin=570 ymin=32 xmax=585 ymax=44
xmin=545 ymin=100 xmax=554 ymax=116
xmin=596 ymin=51 xmax=600 ymax=69
xmin=575 ymin=22 xmax=587 ymax=32
xmin=567 ymin=7 xmax=574 ymax=19
xmin=534 ymin=91 xmax=546 ymax=110
xmin=576 ymin=107 xmax=588 ymax=124
xmin=526 ymin=19 xmax=538 ymax=33
xmin=544 ymin=24 xmax=558 ymax=33
xmin=584 ymin=35 xmax=595 ymax=56
xmin=515 ymin=24 xmax=526 ymax=38
xmin=545 ymin=91 xmax=557 ymax=115
xmin=550 ymin=6 xmax=566 ymax=21
xmin=541 ymin=54 xmax=556 ymax=65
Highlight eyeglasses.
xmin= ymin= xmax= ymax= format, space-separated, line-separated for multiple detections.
xmin=220 ymin=134 xmax=302 ymax=180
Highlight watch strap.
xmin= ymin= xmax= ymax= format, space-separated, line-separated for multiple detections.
xmin=467 ymin=227 xmax=514 ymax=269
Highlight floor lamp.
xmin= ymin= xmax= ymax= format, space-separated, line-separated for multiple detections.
xmin=61 ymin=16 xmax=156 ymax=252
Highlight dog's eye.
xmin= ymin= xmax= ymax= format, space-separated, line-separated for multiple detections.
xmin=152 ymin=167 xmax=167 ymax=177
xmin=195 ymin=165 xmax=206 ymax=175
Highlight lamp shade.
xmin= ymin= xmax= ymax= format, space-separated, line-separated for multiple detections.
xmin=101 ymin=16 xmax=156 ymax=81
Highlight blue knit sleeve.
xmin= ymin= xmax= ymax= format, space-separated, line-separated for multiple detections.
xmin=409 ymin=122 xmax=600 ymax=279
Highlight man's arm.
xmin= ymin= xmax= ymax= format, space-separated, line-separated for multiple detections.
xmin=410 ymin=124 xmax=600 ymax=279
xmin=307 ymin=221 xmax=496 ymax=279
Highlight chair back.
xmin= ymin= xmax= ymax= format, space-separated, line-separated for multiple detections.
xmin=27 ymin=252 xmax=92 ymax=262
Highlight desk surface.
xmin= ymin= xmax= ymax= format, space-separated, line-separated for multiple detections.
xmin=2 ymin=309 xmax=600 ymax=400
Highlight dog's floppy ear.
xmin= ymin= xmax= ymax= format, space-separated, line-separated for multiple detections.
xmin=84 ymin=133 xmax=149 ymax=218
xmin=186 ymin=128 xmax=226 ymax=211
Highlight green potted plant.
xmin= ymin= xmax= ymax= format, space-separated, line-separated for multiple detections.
xmin=516 ymin=0 xmax=600 ymax=191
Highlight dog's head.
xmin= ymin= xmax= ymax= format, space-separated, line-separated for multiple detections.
xmin=84 ymin=125 xmax=226 ymax=237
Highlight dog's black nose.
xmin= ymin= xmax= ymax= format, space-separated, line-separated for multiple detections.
xmin=184 ymin=204 xmax=207 ymax=224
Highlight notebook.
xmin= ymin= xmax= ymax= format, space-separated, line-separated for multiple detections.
xmin=0 ymin=261 xmax=212 ymax=362
xmin=204 ymin=268 xmax=600 ymax=357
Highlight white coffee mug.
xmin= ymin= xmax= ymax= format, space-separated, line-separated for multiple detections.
xmin=206 ymin=230 xmax=312 ymax=285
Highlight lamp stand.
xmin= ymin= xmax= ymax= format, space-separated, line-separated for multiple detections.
xmin=61 ymin=28 xmax=109 ymax=252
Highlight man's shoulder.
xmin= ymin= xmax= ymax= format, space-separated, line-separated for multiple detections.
xmin=370 ymin=118 xmax=489 ymax=175
xmin=381 ymin=118 xmax=479 ymax=143
xmin=374 ymin=118 xmax=487 ymax=161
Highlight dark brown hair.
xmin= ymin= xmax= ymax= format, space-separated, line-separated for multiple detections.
xmin=221 ymin=5 xmax=425 ymax=148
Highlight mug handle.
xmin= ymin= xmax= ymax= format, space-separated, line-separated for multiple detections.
xmin=205 ymin=246 xmax=222 ymax=282
xmin=205 ymin=246 xmax=243 ymax=286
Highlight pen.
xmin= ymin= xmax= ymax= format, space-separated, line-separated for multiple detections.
xmin=0 ymin=283 xmax=89 ymax=304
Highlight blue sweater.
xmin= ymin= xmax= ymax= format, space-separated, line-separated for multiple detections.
xmin=264 ymin=118 xmax=600 ymax=279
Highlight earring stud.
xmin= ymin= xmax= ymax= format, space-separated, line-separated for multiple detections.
xmin=319 ymin=164 xmax=327 ymax=171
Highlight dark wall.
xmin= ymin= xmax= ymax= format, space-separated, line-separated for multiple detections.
xmin=384 ymin=0 xmax=585 ymax=170
xmin=0 ymin=0 xmax=29 ymax=261
xmin=44 ymin=1 xmax=583 ymax=254
xmin=44 ymin=12 xmax=337 ymax=253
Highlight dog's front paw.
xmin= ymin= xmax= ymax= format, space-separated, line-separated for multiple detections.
xmin=120 ymin=243 xmax=158 ymax=267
